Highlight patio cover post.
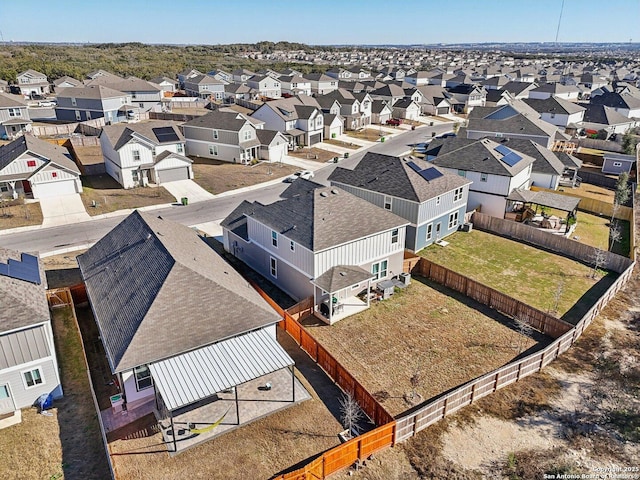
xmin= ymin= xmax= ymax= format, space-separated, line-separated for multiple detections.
xmin=291 ymin=365 xmax=295 ymax=402
xmin=170 ymin=412 xmax=177 ymax=453
xmin=235 ymin=387 xmax=240 ymax=425
xmin=367 ymin=279 xmax=371 ymax=307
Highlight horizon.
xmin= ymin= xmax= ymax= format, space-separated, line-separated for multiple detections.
xmin=1 ymin=0 xmax=639 ymax=45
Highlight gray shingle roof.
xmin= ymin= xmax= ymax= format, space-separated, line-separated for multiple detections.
xmin=523 ymin=96 xmax=586 ymax=115
xmin=329 ymin=152 xmax=471 ymax=203
xmin=430 ymin=137 xmax=535 ymax=177
xmin=582 ymin=104 xmax=632 ymax=126
xmin=0 ymin=92 xmax=27 ymax=108
xmin=183 ymin=110 xmax=251 ymax=131
xmin=77 ymin=211 xmax=281 ymax=373
xmin=467 ymin=104 xmax=558 ymax=139
xmin=312 ymin=265 xmax=373 ymax=293
xmin=0 ymin=248 xmax=48 ymax=333
xmin=102 ymin=120 xmax=185 ymax=150
xmin=57 ymin=84 xmax=127 ymax=100
xmin=492 ymin=138 xmax=564 ymax=175
xmin=221 ymin=180 xmax=408 ymax=252
xmin=0 ymin=134 xmax=79 ymax=175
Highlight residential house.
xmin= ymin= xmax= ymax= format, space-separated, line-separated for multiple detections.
xmin=177 ymin=68 xmax=203 ymax=89
xmin=465 ymin=104 xmax=558 ymax=149
xmin=445 ymin=84 xmax=487 ymax=113
xmin=86 ymin=76 xmax=163 ymax=113
xmin=183 ymin=74 xmax=226 ymax=100
xmin=581 ymin=104 xmax=637 ymax=136
xmin=589 ymin=91 xmax=640 ymax=119
xmin=303 ymin=73 xmax=338 ymax=95
xmin=329 ymin=152 xmax=471 ymax=252
xmin=0 ymin=249 xmax=63 ymax=427
xmin=256 ymin=129 xmax=289 ymax=162
xmin=77 ymin=211 xmax=299 ymax=452
xmin=392 ymin=98 xmax=421 ymax=120
xmin=55 ymin=85 xmax=131 ymax=124
xmin=404 ymin=71 xmax=432 ymax=86
xmin=16 ymin=70 xmax=50 ymax=97
xmin=601 ymin=152 xmax=635 ymax=175
xmin=371 ymin=100 xmax=393 ymax=124
xmin=223 ymin=83 xmax=253 ymax=103
xmin=323 ymin=113 xmax=344 ymax=139
xmin=251 ymin=97 xmax=324 ymax=147
xmin=501 ymin=81 xmax=538 ymax=99
xmin=232 ymin=69 xmax=255 ymax=84
xmin=429 ymin=137 xmax=535 ymax=217
xmin=370 ymin=84 xmax=407 ymax=105
xmin=85 ymin=70 xmax=121 ymax=82
xmin=246 ymin=75 xmax=281 ymax=99
xmin=100 ymin=121 xmax=192 ymax=188
xmin=221 ymin=181 xmax=409 ymax=324
xmin=415 ymin=85 xmax=452 ymax=115
xmin=52 ymin=76 xmax=82 ymax=92
xmin=528 ymin=83 xmax=581 ymax=101
xmin=279 ymin=75 xmax=312 ymax=97
xmin=319 ymin=89 xmax=371 ymax=130
xmin=208 ymin=69 xmax=233 ymax=84
xmin=523 ymin=96 xmax=586 ymax=127
xmin=149 ymin=76 xmax=178 ymax=96
xmin=183 ymin=110 xmax=263 ymax=163
xmin=0 ymin=134 xmax=82 ymax=199
xmin=0 ymin=93 xmax=31 ymax=140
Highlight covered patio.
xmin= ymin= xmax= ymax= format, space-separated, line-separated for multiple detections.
xmin=505 ymin=188 xmax=580 ymax=236
xmin=311 ymin=265 xmax=373 ymax=325
xmin=150 ymin=329 xmax=310 ymax=454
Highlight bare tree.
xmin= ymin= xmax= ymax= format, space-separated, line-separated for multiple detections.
xmin=609 ymin=221 xmax=622 ymax=252
xmin=515 ymin=318 xmax=534 ymax=354
xmin=339 ymin=392 xmax=363 ymax=439
xmin=410 ymin=370 xmax=422 ymax=403
xmin=591 ymin=247 xmax=607 ymax=279
xmin=549 ymin=278 xmax=566 ymax=316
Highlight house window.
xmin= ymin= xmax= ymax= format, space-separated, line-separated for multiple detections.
xmin=139 ymin=103 xmax=144 ymax=108
xmin=290 ymin=240 xmax=295 ymax=252
xmin=8 ymin=108 xmax=19 ymax=117
xmin=613 ymin=162 xmax=623 ymax=167
xmin=75 ymin=110 xmax=81 ymax=121
xmin=480 ymin=173 xmax=488 ymax=182
xmin=371 ymin=259 xmax=388 ymax=281
xmin=71 ymin=97 xmax=77 ymax=106
xmin=0 ymin=183 xmax=8 ymax=193
xmin=495 ymin=132 xmax=503 ymax=138
xmin=27 ymin=160 xmax=37 ymax=167
xmin=436 ymin=196 xmax=441 ymax=206
xmin=133 ymin=150 xmax=141 ymax=162
xmin=454 ymin=187 xmax=464 ymax=201
xmin=270 ymin=256 xmax=277 ymax=278
xmin=209 ymin=145 xmax=218 ymax=156
xmin=244 ymin=130 xmax=252 ymax=141
xmin=134 ymin=365 xmax=152 ymax=391
xmin=151 ymin=148 xmax=156 ymax=156
xmin=391 ymin=228 xmax=399 ymax=244
xmin=457 ymin=170 xmax=466 ymax=178
xmin=213 ymin=130 xmax=219 ymax=140
xmin=132 ymin=170 xmax=139 ymax=182
xmin=51 ymin=172 xmax=57 ymax=178
xmin=426 ymin=223 xmax=433 ymax=241
xmin=448 ymin=211 xmax=459 ymax=229
xmin=23 ymin=367 xmax=43 ymax=388
xmin=177 ymin=143 xmax=184 ymax=153
xmin=271 ymin=230 xmax=278 ymax=247
xmin=384 ymin=196 xmax=392 ymax=210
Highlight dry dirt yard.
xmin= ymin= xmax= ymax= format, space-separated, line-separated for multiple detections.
xmin=335 ymin=265 xmax=640 ymax=480
xmin=304 ymin=278 xmax=541 ymax=417
xmin=0 ymin=199 xmax=43 ymax=229
xmin=192 ymin=158 xmax=298 ymax=194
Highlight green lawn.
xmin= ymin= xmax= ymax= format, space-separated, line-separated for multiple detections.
xmin=419 ymin=230 xmax=610 ymax=318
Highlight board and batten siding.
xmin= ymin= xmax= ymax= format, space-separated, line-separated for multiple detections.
xmin=121 ymin=369 xmax=155 ymax=404
xmin=314 ymin=227 xmax=406 ymax=277
xmin=119 ymin=141 xmax=153 ymax=169
xmin=330 ymin=182 xmax=420 ymax=224
xmin=0 ymin=324 xmax=51 ymax=370
xmin=0 ymin=152 xmax=46 ymax=177
xmin=0 ymin=107 xmax=28 ymax=123
xmin=30 ymin=166 xmax=79 ymax=185
xmin=0 ymin=357 xmax=61 ymax=409
xmin=186 ymin=139 xmax=241 ymax=162
xmin=417 ymin=186 xmax=469 ymax=225
xmin=246 ymin=217 xmax=314 ymax=276
xmin=183 ymin=125 xmax=240 ymax=145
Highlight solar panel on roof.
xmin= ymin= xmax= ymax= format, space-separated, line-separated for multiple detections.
xmin=494 ymin=144 xmax=512 ymax=156
xmin=152 ymin=127 xmax=180 ymax=144
xmin=494 ymin=144 xmax=522 ymax=167
xmin=0 ymin=253 xmax=41 ymax=284
xmin=407 ymin=161 xmax=422 ymax=173
xmin=419 ymin=167 xmax=443 ymax=181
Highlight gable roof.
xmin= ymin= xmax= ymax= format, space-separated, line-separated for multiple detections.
xmin=582 ymin=104 xmax=634 ymax=126
xmin=0 ymin=134 xmax=79 ymax=175
xmin=86 ymin=76 xmax=161 ymax=93
xmin=183 ymin=109 xmax=252 ymax=131
xmin=57 ymin=84 xmax=127 ymax=100
xmin=492 ymin=138 xmax=564 ymax=175
xmin=101 ymin=121 xmax=185 ymax=150
xmin=0 ymin=92 xmax=27 ymax=109
xmin=0 ymin=248 xmax=48 ymax=333
xmin=77 ymin=211 xmax=281 ymax=373
xmin=221 ymin=181 xmax=408 ymax=252
xmin=329 ymin=152 xmax=471 ymax=203
xmin=467 ymin=104 xmax=558 ymax=138
xmin=430 ymin=137 xmax=535 ymax=176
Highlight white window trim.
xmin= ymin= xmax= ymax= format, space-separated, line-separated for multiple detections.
xmin=480 ymin=173 xmax=488 ymax=182
xmin=426 ymin=223 xmax=433 ymax=241
xmin=612 ymin=161 xmax=623 ymax=167
xmin=134 ymin=365 xmax=153 ymax=391
xmin=213 ymin=130 xmax=219 ymax=140
xmin=391 ymin=228 xmax=399 ymax=244
xmin=22 ymin=366 xmax=45 ymax=389
xmin=271 ymin=230 xmax=278 ymax=248
xmin=448 ymin=211 xmax=459 ymax=229
xmin=132 ymin=150 xmax=141 ymax=162
xmin=436 ymin=196 xmax=441 ymax=206
xmin=371 ymin=259 xmax=389 ymax=281
xmin=290 ymin=240 xmax=295 ymax=252
xmin=383 ymin=195 xmax=392 ymax=210
xmin=270 ymin=256 xmax=278 ymax=278
xmin=209 ymin=145 xmax=218 ymax=156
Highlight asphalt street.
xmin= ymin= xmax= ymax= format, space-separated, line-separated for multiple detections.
xmin=0 ymin=123 xmax=454 ymax=254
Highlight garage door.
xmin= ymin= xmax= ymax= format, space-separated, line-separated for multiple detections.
xmin=33 ymin=179 xmax=78 ymax=198
xmin=157 ymin=167 xmax=189 ymax=183
xmin=309 ymin=133 xmax=322 ymax=145
xmin=437 ymin=107 xmax=449 ymax=115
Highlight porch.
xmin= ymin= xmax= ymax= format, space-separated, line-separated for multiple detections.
xmin=505 ymin=188 xmax=580 ymax=237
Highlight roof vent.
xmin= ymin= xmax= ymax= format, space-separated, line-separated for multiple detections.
xmin=320 ymin=191 xmax=328 ymax=197
xmin=331 ymin=189 xmax=339 ymax=195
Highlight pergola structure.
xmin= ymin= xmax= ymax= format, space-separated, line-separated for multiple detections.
xmin=506 ymin=189 xmax=580 ymax=229
xmin=311 ymin=265 xmax=374 ymax=324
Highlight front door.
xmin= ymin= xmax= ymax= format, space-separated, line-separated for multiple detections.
xmin=22 ymin=180 xmax=32 ymax=195
xmin=435 ymin=223 xmax=442 ymax=241
xmin=0 ymin=384 xmax=15 ymax=415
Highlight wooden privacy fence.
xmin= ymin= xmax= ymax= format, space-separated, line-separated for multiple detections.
xmin=413 ymin=258 xmax=574 ymax=338
xmin=530 ymin=185 xmax=633 ymax=221
xmin=395 ymin=259 xmax=635 ymax=443
xmin=46 ymin=287 xmax=73 ymax=308
xmin=286 ymin=297 xmax=314 ymax=320
xmin=472 ymin=212 xmax=634 ymax=273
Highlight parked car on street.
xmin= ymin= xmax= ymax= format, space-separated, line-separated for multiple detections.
xmin=285 ymin=170 xmax=314 ymax=182
xmin=386 ymin=118 xmax=402 ymax=126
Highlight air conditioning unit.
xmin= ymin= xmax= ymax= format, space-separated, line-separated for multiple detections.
xmin=460 ymin=223 xmax=473 ymax=232
xmin=399 ymin=272 xmax=411 ymax=286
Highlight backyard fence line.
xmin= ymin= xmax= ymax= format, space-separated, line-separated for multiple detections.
xmin=530 ymin=185 xmax=633 ymax=221
xmin=394 ymin=259 xmax=635 ymax=443
xmin=576 ymin=169 xmax=622 ymax=189
xmin=31 ymin=118 xmax=105 ymax=138
xmin=472 ymin=212 xmax=633 ymax=273
xmin=413 ymin=258 xmax=574 ymax=338
xmin=46 ymin=285 xmax=116 ymax=480
xmin=149 ymin=111 xmax=202 ymax=122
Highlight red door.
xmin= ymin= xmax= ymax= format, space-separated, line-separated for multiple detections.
xmin=22 ymin=180 xmax=32 ymax=194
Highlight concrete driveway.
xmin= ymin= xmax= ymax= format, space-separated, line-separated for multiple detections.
xmin=161 ymin=179 xmax=215 ymax=203
xmin=40 ymin=194 xmax=91 ymax=227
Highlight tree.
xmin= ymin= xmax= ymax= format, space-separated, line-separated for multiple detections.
xmin=514 ymin=318 xmax=534 ymax=354
xmin=622 ymin=128 xmax=639 ymax=155
xmin=614 ymin=172 xmax=631 ymax=207
xmin=609 ymin=221 xmax=623 ymax=252
xmin=591 ymin=247 xmax=607 ymax=279
xmin=339 ymin=392 xmax=363 ymax=439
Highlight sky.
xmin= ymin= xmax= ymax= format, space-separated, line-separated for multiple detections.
xmin=1 ymin=0 xmax=639 ymax=45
